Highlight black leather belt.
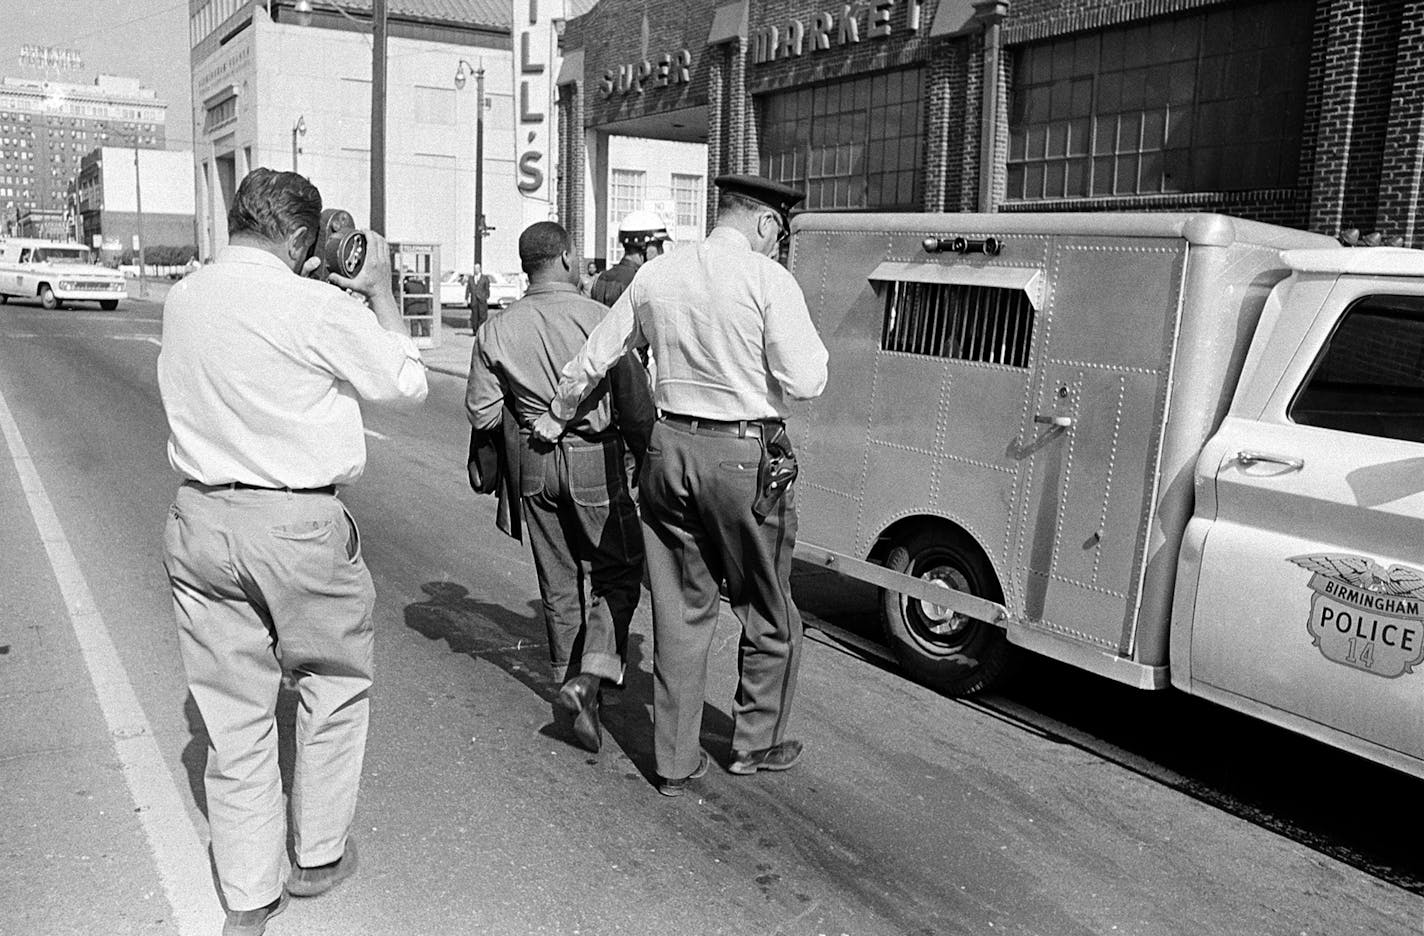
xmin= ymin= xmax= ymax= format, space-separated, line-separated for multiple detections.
xmin=660 ymin=412 xmax=779 ymax=439
xmin=186 ymin=480 xmax=337 ymax=495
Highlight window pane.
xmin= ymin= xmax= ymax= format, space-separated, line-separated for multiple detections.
xmin=1290 ymin=297 xmax=1424 ymax=443
xmin=755 ymin=69 xmax=922 ymax=210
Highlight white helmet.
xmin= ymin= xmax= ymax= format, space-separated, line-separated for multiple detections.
xmin=618 ymin=209 xmax=670 ymax=251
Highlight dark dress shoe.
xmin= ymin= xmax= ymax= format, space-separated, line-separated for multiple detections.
xmin=223 ymin=892 xmax=288 ymax=936
xmin=657 ymin=750 xmax=711 ymax=797
xmin=558 ymin=673 xmax=602 ymax=752
xmin=288 ymin=838 xmax=359 ymax=897
xmin=728 ymin=739 xmax=803 ymax=775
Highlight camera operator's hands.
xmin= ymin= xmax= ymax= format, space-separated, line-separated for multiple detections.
xmin=327 ymin=229 xmax=392 ymax=298
xmin=327 ymin=230 xmax=404 ymax=335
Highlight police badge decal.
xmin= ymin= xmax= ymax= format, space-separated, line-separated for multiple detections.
xmin=1289 ymin=554 xmax=1424 ymax=678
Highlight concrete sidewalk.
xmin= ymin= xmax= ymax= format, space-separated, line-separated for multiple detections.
xmin=421 ymin=312 xmax=476 ymax=380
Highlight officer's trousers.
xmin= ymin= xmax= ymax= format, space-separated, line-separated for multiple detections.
xmin=162 ymin=483 xmax=374 ymax=912
xmin=522 ymin=437 xmax=644 ymax=684
xmin=639 ymin=420 xmax=803 ymax=780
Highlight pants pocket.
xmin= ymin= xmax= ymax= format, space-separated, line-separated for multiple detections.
xmin=566 ymin=439 xmax=620 ymax=508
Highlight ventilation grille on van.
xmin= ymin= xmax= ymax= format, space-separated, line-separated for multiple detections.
xmin=881 ymin=281 xmax=1035 ymax=367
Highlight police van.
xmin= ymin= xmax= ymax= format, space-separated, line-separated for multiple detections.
xmin=0 ymin=238 xmax=127 ymax=310
xmin=788 ymin=211 xmax=1424 ymax=781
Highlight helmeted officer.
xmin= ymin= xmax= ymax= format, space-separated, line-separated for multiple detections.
xmin=533 ymin=175 xmax=828 ymax=796
xmin=590 ymin=209 xmax=670 ymax=308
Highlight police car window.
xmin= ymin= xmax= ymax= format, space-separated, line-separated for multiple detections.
xmin=18 ymin=249 xmax=31 ymax=262
xmin=1289 ymin=294 xmax=1424 ymax=444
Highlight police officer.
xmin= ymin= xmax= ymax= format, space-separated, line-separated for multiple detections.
xmin=467 ymin=221 xmax=650 ymax=753
xmin=591 ymin=209 xmax=670 ymax=307
xmin=533 ymin=175 xmax=828 ymax=796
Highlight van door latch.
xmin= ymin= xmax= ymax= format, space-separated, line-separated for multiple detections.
xmin=1235 ymin=450 xmax=1305 ymax=471
xmin=1033 ymin=414 xmax=1074 ymax=428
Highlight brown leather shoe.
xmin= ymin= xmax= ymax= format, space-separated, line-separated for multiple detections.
xmin=657 ymin=750 xmax=711 ymax=797
xmin=728 ymin=740 xmax=803 ymax=775
xmin=223 ymin=892 xmax=288 ymax=936
xmin=558 ymin=672 xmax=602 ymax=753
xmin=287 ymin=838 xmax=359 ymax=898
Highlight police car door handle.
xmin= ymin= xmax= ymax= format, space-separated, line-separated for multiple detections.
xmin=1033 ymin=414 xmax=1074 ymax=428
xmin=1235 ymin=450 xmax=1305 ymax=471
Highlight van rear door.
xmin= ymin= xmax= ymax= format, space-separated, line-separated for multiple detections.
xmin=1186 ymin=278 xmax=1424 ymax=770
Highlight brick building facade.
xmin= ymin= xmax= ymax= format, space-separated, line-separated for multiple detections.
xmin=557 ymin=0 xmax=1424 ymax=246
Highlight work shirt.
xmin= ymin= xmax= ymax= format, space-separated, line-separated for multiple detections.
xmin=467 ymin=281 xmax=623 ymax=436
xmin=158 ymin=245 xmax=428 ymax=488
xmin=550 ymin=226 xmax=828 ymax=422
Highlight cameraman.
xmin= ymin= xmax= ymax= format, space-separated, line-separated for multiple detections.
xmin=157 ymin=168 xmax=426 ymax=935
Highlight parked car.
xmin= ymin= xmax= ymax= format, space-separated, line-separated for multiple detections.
xmin=488 ymin=272 xmax=524 ymax=309
xmin=439 ymin=270 xmax=469 ymax=308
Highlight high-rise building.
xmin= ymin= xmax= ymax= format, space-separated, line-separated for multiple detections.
xmin=0 ymin=74 xmax=167 ymax=233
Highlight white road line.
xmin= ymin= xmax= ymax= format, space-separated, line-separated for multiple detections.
xmin=0 ymin=387 xmax=220 ymax=934
xmin=112 ymin=334 xmax=162 ymax=347
xmin=364 ymin=428 xmax=389 ymax=440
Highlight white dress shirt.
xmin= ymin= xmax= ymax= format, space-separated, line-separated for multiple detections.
xmin=549 ymin=226 xmax=828 ymax=422
xmin=158 ymin=245 xmax=427 ymax=488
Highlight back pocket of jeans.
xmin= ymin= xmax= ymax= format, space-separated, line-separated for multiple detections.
xmin=567 ymin=440 xmax=617 ymax=507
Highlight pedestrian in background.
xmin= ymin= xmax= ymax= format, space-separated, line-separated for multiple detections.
xmin=466 ymin=221 xmax=651 ymax=752
xmin=533 ymin=175 xmax=827 ymax=796
xmin=466 ymin=262 xmax=492 ymax=333
xmin=579 ymin=259 xmax=599 ymax=297
xmin=158 ymin=168 xmax=428 ymax=935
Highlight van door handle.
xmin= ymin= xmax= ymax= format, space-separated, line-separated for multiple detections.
xmin=1235 ymin=450 xmax=1304 ymax=471
xmin=1033 ymin=414 xmax=1074 ymax=428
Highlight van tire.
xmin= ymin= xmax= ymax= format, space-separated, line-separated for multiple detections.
xmin=99 ymin=300 xmax=118 ymax=311
xmin=881 ymin=527 xmax=1011 ymax=696
xmin=40 ymin=285 xmax=59 ymax=310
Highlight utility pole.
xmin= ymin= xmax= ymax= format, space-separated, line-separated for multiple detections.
xmin=475 ymin=63 xmax=485 ymax=268
xmin=134 ymin=143 xmax=147 ymax=298
xmin=455 ymin=59 xmax=490 ymax=269
xmin=292 ymin=115 xmax=306 ymax=172
xmin=371 ymin=0 xmax=388 ymax=234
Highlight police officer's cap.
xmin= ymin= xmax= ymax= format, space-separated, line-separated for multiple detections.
xmin=715 ymin=174 xmax=806 ymax=220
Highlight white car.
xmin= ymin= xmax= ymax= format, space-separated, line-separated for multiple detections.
xmin=439 ymin=271 xmax=469 ymax=308
xmin=488 ymin=272 xmax=524 ymax=309
xmin=0 ymin=238 xmax=127 ymax=310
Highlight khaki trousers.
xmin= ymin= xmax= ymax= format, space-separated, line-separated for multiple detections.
xmin=638 ymin=420 xmax=803 ymax=780
xmin=162 ymin=483 xmax=375 ymax=912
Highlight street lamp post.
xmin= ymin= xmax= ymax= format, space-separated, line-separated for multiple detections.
xmin=454 ymin=59 xmax=490 ymax=269
xmin=293 ymin=0 xmax=387 ymax=233
xmin=292 ymin=115 xmax=306 ymax=172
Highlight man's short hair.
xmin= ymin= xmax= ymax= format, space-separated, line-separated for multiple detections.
xmin=228 ymin=168 xmax=322 ymax=246
xmin=519 ymin=221 xmax=569 ymax=275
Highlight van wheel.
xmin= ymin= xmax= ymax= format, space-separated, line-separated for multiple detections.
xmin=40 ymin=285 xmax=59 ymax=310
xmin=99 ymin=300 xmax=118 ymax=311
xmin=881 ymin=527 xmax=1012 ymax=696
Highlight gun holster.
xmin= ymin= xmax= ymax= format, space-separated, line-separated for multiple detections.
xmin=751 ymin=422 xmax=798 ymax=522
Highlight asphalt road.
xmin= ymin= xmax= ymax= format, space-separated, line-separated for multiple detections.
xmin=2 ymin=292 xmax=1422 ymax=936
